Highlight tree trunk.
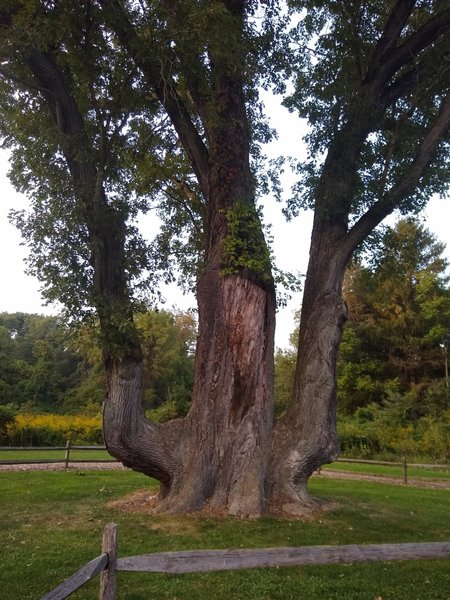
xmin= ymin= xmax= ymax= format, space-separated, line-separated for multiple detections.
xmin=89 ymin=0 xmax=279 ymax=517
xmin=158 ymin=267 xmax=276 ymax=516
xmin=268 ymin=224 xmax=348 ymax=516
xmin=23 ymin=47 xmax=190 ymax=494
xmin=102 ymin=356 xmax=188 ymax=496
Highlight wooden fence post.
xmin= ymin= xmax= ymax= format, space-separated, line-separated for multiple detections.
xmin=402 ymin=455 xmax=408 ymax=485
xmin=100 ymin=523 xmax=118 ymax=600
xmin=64 ymin=440 xmax=71 ymax=469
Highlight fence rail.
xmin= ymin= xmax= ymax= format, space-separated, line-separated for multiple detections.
xmin=41 ymin=523 xmax=450 ymax=600
xmin=0 ymin=441 xmax=116 ymax=466
xmin=332 ymin=457 xmax=449 ymax=484
xmin=335 ymin=457 xmax=449 ymax=469
xmin=1 ymin=445 xmax=448 ymax=474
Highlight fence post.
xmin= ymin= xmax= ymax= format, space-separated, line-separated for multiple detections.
xmin=402 ymin=455 xmax=408 ymax=485
xmin=64 ymin=440 xmax=71 ymax=469
xmin=99 ymin=523 xmax=118 ymax=600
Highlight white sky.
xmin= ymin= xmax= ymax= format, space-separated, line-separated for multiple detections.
xmin=1 ymin=94 xmax=449 ymax=349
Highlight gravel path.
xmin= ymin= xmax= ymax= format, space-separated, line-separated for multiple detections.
xmin=316 ymin=468 xmax=450 ymax=490
xmin=0 ymin=461 xmax=125 ymax=472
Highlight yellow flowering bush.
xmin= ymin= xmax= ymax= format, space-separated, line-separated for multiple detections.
xmin=6 ymin=414 xmax=103 ymax=446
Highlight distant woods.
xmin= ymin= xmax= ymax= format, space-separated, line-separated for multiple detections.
xmin=1 ymin=220 xmax=449 ymax=459
xmin=2 ymin=218 xmax=449 ymax=426
xmin=0 ymin=309 xmax=196 ymax=418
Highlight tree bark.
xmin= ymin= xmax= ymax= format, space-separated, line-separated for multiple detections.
xmin=265 ymin=2 xmax=450 ymax=516
xmin=268 ymin=223 xmax=347 ymax=515
xmin=96 ymin=0 xmax=277 ymax=516
xmin=24 ymin=45 xmax=188 ymax=492
xmin=157 ymin=66 xmax=277 ymax=515
xmin=158 ymin=269 xmax=275 ymax=516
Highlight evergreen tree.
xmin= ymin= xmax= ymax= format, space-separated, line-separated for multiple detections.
xmin=339 ymin=218 xmax=450 ymax=415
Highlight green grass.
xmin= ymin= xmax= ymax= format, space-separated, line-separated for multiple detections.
xmin=0 ymin=470 xmax=449 ymax=599
xmin=0 ymin=448 xmax=113 ymax=462
xmin=326 ymin=461 xmax=450 ymax=480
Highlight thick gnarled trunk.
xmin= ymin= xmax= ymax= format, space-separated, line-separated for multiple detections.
xmin=102 ymin=358 xmax=187 ymax=494
xmin=157 ymin=269 xmax=276 ymax=516
xmin=267 ymin=229 xmax=347 ymax=515
xmin=101 ymin=261 xmax=276 ymax=518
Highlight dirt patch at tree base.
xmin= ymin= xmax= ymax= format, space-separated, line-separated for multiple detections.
xmin=107 ymin=487 xmax=341 ymax=520
xmin=107 ymin=489 xmax=160 ymax=513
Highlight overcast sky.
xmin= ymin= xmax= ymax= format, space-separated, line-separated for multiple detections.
xmin=1 ymin=94 xmax=449 ymax=349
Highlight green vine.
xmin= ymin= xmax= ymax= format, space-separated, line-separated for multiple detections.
xmin=222 ymin=203 xmax=272 ymax=285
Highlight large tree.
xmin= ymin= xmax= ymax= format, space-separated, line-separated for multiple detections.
xmin=267 ymin=0 xmax=450 ymax=513
xmin=1 ymin=1 xmax=450 ymax=518
xmin=0 ymin=0 xmax=191 ymax=503
xmin=0 ymin=0 xmax=278 ymax=516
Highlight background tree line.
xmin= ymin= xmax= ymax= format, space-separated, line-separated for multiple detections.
xmin=2 ymin=216 xmax=449 ymax=458
xmin=0 ymin=309 xmax=195 ymax=418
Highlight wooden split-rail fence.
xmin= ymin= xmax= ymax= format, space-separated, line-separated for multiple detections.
xmin=0 ymin=441 xmax=116 ymax=467
xmin=1 ymin=444 xmax=448 ymax=484
xmin=41 ymin=523 xmax=450 ymax=600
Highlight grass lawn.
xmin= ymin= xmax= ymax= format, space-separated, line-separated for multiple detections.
xmin=326 ymin=461 xmax=450 ymax=480
xmin=0 ymin=469 xmax=449 ymax=599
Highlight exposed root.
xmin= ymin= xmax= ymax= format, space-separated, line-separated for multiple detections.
xmin=106 ymin=487 xmax=338 ymax=521
xmin=265 ymin=478 xmax=339 ymax=520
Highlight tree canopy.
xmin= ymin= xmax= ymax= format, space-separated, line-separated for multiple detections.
xmin=285 ymin=0 xmax=450 ymax=224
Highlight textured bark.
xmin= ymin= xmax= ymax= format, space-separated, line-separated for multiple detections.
xmin=265 ymin=2 xmax=450 ymax=516
xmin=156 ymin=57 xmax=276 ymax=514
xmin=158 ymin=269 xmax=275 ymax=516
xmin=24 ymin=45 xmax=187 ymax=491
xmin=267 ymin=224 xmax=347 ymax=515
xmin=102 ymin=357 xmax=186 ymax=495
xmin=96 ymin=0 xmax=278 ymax=516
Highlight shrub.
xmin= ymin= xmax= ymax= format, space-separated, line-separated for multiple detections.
xmin=338 ymin=403 xmax=450 ymax=461
xmin=416 ymin=413 xmax=450 ymax=460
xmin=145 ymin=398 xmax=189 ymax=423
xmin=0 ymin=404 xmax=17 ymax=444
xmin=5 ymin=414 xmax=103 ymax=446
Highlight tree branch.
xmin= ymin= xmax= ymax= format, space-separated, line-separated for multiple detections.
xmin=367 ymin=8 xmax=450 ymax=91
xmin=0 ymin=67 xmax=44 ymax=95
xmin=98 ymin=0 xmax=210 ymax=199
xmin=158 ymin=0 xmax=211 ymax=129
xmin=369 ymin=0 xmax=416 ymax=68
xmin=381 ymin=59 xmax=428 ymax=107
xmin=344 ymin=89 xmax=450 ymax=257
